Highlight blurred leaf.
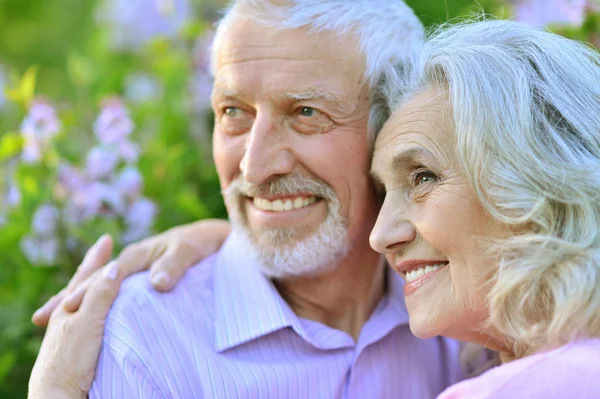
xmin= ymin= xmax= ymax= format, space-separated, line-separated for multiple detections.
xmin=0 ymin=132 xmax=23 ymax=161
xmin=0 ymin=351 xmax=17 ymax=383
xmin=5 ymin=66 xmax=38 ymax=107
xmin=20 ymin=174 xmax=41 ymax=197
xmin=176 ymin=187 xmax=210 ymax=220
xmin=67 ymin=51 xmax=95 ymax=87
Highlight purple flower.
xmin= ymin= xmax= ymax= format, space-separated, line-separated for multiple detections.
xmin=20 ymin=100 xmax=61 ymax=140
xmin=31 ymin=204 xmax=60 ymax=237
xmin=6 ymin=182 xmax=21 ymax=207
xmin=97 ymin=0 xmax=191 ymax=52
xmin=64 ymin=181 xmax=129 ymax=224
xmin=64 ymin=183 xmax=104 ymax=224
xmin=58 ymin=162 xmax=88 ymax=192
xmin=21 ymin=136 xmax=44 ymax=164
xmin=93 ymin=98 xmax=134 ymax=145
xmin=122 ymin=197 xmax=157 ymax=243
xmin=125 ymin=73 xmax=162 ymax=104
xmin=21 ymin=234 xmax=60 ymax=266
xmin=101 ymin=183 xmax=127 ymax=215
xmin=191 ymin=32 xmax=214 ymax=111
xmin=118 ymin=139 xmax=141 ymax=164
xmin=86 ymin=145 xmax=120 ymax=180
xmin=513 ymin=0 xmax=588 ymax=27
xmin=191 ymin=72 xmax=213 ymax=111
xmin=19 ymin=100 xmax=61 ymax=163
xmin=0 ymin=182 xmax=19 ymax=227
xmin=126 ymin=197 xmax=156 ymax=227
xmin=116 ymin=167 xmax=143 ymax=199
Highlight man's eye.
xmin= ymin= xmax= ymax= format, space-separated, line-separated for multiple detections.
xmin=224 ymin=107 xmax=240 ymax=117
xmin=299 ymin=107 xmax=316 ymax=117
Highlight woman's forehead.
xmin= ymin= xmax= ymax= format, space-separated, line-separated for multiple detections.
xmin=375 ymin=88 xmax=451 ymax=152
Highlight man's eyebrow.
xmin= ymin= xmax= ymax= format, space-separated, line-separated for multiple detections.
xmin=211 ymin=87 xmax=344 ymax=107
xmin=211 ymin=87 xmax=241 ymax=98
xmin=280 ymin=89 xmax=340 ymax=102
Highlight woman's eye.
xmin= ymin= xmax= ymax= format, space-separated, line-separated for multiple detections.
xmin=413 ymin=170 xmax=438 ymax=186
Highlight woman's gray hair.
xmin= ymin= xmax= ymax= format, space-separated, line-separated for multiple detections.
xmin=388 ymin=19 xmax=600 ymax=355
xmin=210 ymin=0 xmax=424 ymax=142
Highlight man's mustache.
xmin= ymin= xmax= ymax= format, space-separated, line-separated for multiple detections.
xmin=224 ymin=174 xmax=336 ymax=200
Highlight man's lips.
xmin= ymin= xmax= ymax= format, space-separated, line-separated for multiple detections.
xmin=247 ymin=195 xmax=322 ymax=212
xmin=244 ymin=194 xmax=318 ymax=202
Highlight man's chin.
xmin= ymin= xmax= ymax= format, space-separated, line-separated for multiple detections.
xmin=250 ymin=227 xmax=313 ymax=248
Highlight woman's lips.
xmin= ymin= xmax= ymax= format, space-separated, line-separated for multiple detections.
xmin=392 ymin=261 xmax=449 ymax=296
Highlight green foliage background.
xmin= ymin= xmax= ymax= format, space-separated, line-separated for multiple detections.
xmin=0 ymin=0 xmax=597 ymax=397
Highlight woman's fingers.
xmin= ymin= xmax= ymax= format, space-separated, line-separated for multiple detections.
xmin=65 ymin=234 xmax=114 ymax=293
xmin=78 ymin=261 xmax=121 ymax=314
xmin=29 ymin=264 xmax=124 ymax=399
xmin=62 ymin=261 xmax=117 ymax=313
xmin=31 ymin=290 xmax=66 ymax=325
xmin=149 ymin=242 xmax=198 ymax=291
xmin=31 ymin=235 xmax=113 ymax=327
xmin=148 ymin=219 xmax=231 ymax=291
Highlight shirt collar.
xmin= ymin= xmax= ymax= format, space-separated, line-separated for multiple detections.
xmin=213 ymin=232 xmax=301 ymax=352
xmin=213 ymin=233 xmax=410 ymax=352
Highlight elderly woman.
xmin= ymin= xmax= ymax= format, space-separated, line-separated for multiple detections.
xmin=368 ymin=19 xmax=600 ymax=397
xmin=30 ymin=20 xmax=600 ymax=398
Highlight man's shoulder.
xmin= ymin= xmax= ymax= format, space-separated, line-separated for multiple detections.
xmin=94 ymin=255 xmax=221 ymax=399
xmin=116 ymin=253 xmax=218 ymax=308
xmin=104 ymin=254 xmax=219 ymax=345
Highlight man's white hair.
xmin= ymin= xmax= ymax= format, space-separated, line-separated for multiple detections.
xmin=210 ymin=0 xmax=424 ymax=141
xmin=385 ymin=19 xmax=600 ymax=355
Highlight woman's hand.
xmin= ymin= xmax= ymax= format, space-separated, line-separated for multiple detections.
xmin=31 ymin=219 xmax=231 ymax=326
xmin=28 ymin=235 xmax=121 ymax=399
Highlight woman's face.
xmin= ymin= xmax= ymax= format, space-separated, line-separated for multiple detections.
xmin=369 ymin=88 xmax=509 ymax=347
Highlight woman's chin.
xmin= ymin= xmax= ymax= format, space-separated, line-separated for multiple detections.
xmin=408 ymin=318 xmax=443 ymax=339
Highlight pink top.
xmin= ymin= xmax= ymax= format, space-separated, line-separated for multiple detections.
xmin=439 ymin=339 xmax=600 ymax=399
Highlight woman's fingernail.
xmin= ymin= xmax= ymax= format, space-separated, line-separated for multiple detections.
xmin=64 ymin=291 xmax=77 ymax=306
xmin=32 ymin=308 xmax=43 ymax=320
xmin=103 ymin=260 xmax=118 ymax=280
xmin=151 ymin=272 xmax=171 ymax=288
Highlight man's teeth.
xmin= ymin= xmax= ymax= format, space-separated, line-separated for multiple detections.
xmin=404 ymin=264 xmax=445 ymax=283
xmin=253 ymin=196 xmax=317 ymax=212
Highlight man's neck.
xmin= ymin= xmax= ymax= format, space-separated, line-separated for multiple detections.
xmin=274 ymin=248 xmax=387 ymax=341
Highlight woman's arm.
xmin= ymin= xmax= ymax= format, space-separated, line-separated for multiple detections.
xmin=28 ymin=219 xmax=231 ymax=398
xmin=32 ymin=219 xmax=231 ymax=325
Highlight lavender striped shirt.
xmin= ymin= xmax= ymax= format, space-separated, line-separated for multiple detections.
xmin=90 ymin=233 xmax=462 ymax=398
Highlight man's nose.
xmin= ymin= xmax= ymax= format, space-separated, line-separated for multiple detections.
xmin=370 ymin=199 xmax=417 ymax=254
xmin=240 ymin=115 xmax=295 ymax=184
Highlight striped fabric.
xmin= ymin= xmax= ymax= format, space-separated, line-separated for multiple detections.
xmin=89 ymin=233 xmax=463 ymax=399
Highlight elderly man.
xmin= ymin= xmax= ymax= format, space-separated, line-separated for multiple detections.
xmin=29 ymin=1 xmax=462 ymax=398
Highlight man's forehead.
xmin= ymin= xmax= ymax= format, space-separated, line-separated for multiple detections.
xmin=215 ymin=18 xmax=366 ymax=79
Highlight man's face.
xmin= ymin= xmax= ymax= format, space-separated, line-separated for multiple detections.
xmin=212 ymin=19 xmax=380 ymax=277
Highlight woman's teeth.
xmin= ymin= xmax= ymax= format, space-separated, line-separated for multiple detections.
xmin=404 ymin=264 xmax=445 ymax=283
xmin=253 ymin=196 xmax=317 ymax=212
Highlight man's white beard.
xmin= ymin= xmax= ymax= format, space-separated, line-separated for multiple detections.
xmin=223 ymin=174 xmax=351 ymax=279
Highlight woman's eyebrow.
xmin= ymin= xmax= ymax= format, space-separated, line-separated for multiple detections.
xmin=391 ymin=147 xmax=436 ymax=171
xmin=370 ymin=146 xmax=436 ymax=184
